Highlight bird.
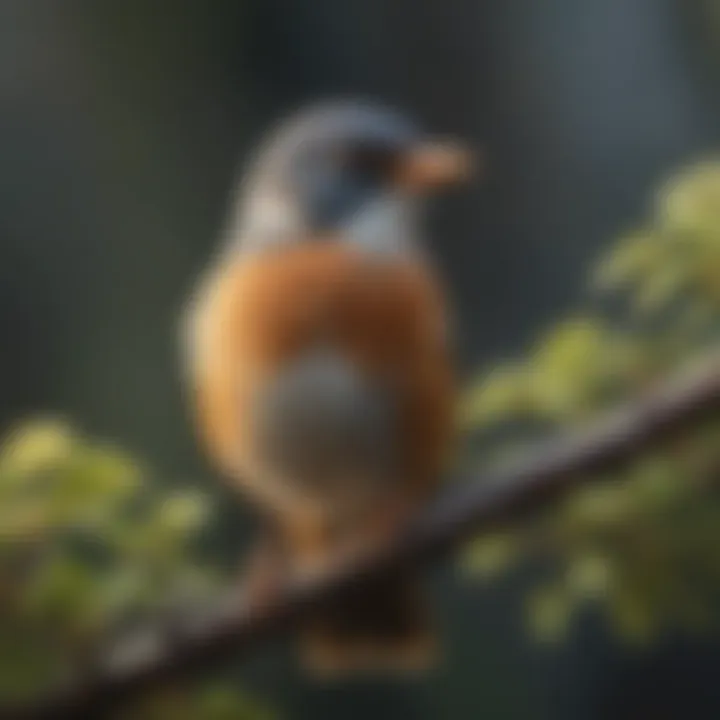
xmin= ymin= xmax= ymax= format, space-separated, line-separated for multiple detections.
xmin=182 ymin=99 xmax=472 ymax=676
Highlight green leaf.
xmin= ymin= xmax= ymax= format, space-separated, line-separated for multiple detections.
xmin=156 ymin=491 xmax=212 ymax=534
xmin=593 ymin=232 xmax=662 ymax=290
xmin=461 ymin=531 xmax=520 ymax=579
xmin=659 ymin=160 xmax=720 ymax=236
xmin=632 ymin=264 xmax=688 ymax=316
xmin=0 ymin=418 xmax=75 ymax=478
xmin=566 ymin=553 xmax=612 ymax=600
xmin=459 ymin=365 xmax=531 ymax=426
xmin=526 ymin=584 xmax=573 ymax=643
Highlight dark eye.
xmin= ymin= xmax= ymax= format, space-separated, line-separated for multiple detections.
xmin=346 ymin=143 xmax=397 ymax=181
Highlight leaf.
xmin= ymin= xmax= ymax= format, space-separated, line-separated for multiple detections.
xmin=42 ymin=445 xmax=141 ymax=527
xmin=462 ymin=532 xmax=519 ymax=579
xmin=523 ymin=318 xmax=616 ymax=419
xmin=534 ymin=318 xmax=608 ymax=378
xmin=22 ymin=554 xmax=103 ymax=631
xmin=459 ymin=364 xmax=531 ymax=427
xmin=659 ymin=160 xmax=720 ymax=236
xmin=0 ymin=418 xmax=74 ymax=478
xmin=632 ymin=263 xmax=688 ymax=316
xmin=630 ymin=457 xmax=686 ymax=510
xmin=566 ymin=554 xmax=612 ymax=600
xmin=157 ymin=491 xmax=212 ymax=534
xmin=593 ymin=232 xmax=662 ymax=290
xmin=526 ymin=584 xmax=573 ymax=643
xmin=562 ymin=482 xmax=637 ymax=531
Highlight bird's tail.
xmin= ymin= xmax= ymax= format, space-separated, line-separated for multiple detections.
xmin=298 ymin=570 xmax=436 ymax=678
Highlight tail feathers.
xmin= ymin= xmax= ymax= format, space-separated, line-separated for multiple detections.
xmin=299 ymin=572 xmax=436 ymax=678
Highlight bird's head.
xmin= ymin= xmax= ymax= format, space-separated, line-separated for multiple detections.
xmin=231 ymin=100 xmax=473 ymax=254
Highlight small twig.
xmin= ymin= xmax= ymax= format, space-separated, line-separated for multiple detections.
xmin=9 ymin=352 xmax=720 ymax=720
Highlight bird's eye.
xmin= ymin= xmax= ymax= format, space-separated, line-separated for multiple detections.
xmin=345 ymin=143 xmax=397 ymax=181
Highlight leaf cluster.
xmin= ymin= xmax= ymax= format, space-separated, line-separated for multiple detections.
xmin=0 ymin=418 xmax=273 ymax=719
xmin=461 ymin=160 xmax=720 ymax=645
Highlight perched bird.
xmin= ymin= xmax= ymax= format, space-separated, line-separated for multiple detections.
xmin=183 ymin=100 xmax=472 ymax=676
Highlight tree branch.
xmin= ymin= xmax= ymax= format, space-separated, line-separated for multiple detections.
xmin=11 ymin=352 xmax=720 ymax=720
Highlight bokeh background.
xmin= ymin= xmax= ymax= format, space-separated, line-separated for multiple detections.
xmin=1 ymin=1 xmax=720 ymax=718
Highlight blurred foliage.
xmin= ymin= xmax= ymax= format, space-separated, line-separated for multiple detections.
xmin=461 ymin=160 xmax=720 ymax=646
xmin=0 ymin=418 xmax=274 ymax=718
xmin=118 ymin=681 xmax=276 ymax=720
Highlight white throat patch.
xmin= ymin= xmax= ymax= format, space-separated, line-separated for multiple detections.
xmin=241 ymin=195 xmax=302 ymax=242
xmin=228 ymin=192 xmax=422 ymax=261
xmin=343 ymin=195 xmax=419 ymax=259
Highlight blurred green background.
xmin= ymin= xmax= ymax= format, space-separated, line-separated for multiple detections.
xmin=1 ymin=1 xmax=720 ymax=718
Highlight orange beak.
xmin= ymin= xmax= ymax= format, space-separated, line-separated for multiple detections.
xmin=395 ymin=140 xmax=475 ymax=192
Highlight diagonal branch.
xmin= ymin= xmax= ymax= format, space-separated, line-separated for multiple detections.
xmin=10 ymin=352 xmax=720 ymax=720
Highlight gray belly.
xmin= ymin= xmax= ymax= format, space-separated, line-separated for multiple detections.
xmin=252 ymin=349 xmax=397 ymax=498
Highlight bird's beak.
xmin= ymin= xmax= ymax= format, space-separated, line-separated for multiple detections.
xmin=395 ymin=140 xmax=475 ymax=192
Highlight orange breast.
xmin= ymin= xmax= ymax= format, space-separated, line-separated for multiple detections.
xmin=188 ymin=243 xmax=455 ymax=507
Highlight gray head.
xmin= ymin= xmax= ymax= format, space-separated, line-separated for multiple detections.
xmin=229 ymin=100 xmax=472 ymax=253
